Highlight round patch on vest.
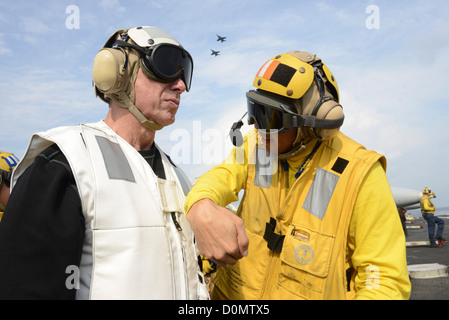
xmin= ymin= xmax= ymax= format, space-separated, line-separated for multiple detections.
xmin=294 ymin=245 xmax=314 ymax=265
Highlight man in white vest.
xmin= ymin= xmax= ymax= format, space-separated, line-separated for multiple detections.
xmin=0 ymin=26 xmax=208 ymax=300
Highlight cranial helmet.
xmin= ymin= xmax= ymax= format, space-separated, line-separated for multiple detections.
xmin=0 ymin=151 xmax=19 ymax=187
xmin=247 ymin=51 xmax=344 ymax=157
xmin=0 ymin=150 xmax=19 ymax=211
xmin=422 ymin=187 xmax=436 ymax=198
xmin=92 ymin=26 xmax=193 ymax=131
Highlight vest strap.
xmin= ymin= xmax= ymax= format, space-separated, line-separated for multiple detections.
xmin=263 ymin=218 xmax=285 ymax=253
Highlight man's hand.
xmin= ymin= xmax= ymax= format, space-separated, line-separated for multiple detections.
xmin=187 ymin=199 xmax=249 ymax=266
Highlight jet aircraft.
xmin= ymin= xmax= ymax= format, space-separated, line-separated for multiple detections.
xmin=216 ymin=35 xmax=226 ymax=42
xmin=211 ymin=49 xmax=220 ymax=56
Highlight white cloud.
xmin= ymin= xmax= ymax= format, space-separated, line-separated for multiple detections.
xmin=20 ymin=16 xmax=51 ymax=34
xmin=99 ymin=0 xmax=126 ymax=15
xmin=0 ymin=33 xmax=11 ymax=55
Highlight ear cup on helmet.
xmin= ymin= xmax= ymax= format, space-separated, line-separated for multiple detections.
xmin=310 ymin=100 xmax=343 ymax=140
xmin=92 ymin=48 xmax=130 ymax=94
xmin=293 ymin=83 xmax=344 ymax=141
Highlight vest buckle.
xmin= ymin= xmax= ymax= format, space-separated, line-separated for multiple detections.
xmin=263 ymin=218 xmax=285 ymax=253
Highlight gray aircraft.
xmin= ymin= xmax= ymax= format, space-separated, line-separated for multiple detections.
xmin=216 ymin=34 xmax=226 ymax=42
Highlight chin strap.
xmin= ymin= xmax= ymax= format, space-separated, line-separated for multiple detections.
xmin=128 ymin=104 xmax=163 ymax=131
xmin=112 ymin=92 xmax=163 ymax=131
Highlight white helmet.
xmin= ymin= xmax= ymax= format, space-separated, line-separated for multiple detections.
xmin=92 ymin=26 xmax=193 ymax=131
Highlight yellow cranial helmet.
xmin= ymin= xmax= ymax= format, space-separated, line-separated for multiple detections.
xmin=0 ymin=150 xmax=19 ymax=188
xmin=249 ymin=51 xmax=343 ymax=146
xmin=253 ymin=51 xmax=339 ymax=101
xmin=422 ymin=187 xmax=436 ymax=198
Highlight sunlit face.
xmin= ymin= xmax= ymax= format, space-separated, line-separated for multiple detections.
xmin=133 ymin=68 xmax=186 ymax=127
xmin=257 ymin=127 xmax=298 ymax=154
xmin=0 ymin=184 xmax=10 ymax=210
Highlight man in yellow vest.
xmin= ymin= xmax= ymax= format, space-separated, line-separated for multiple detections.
xmin=0 ymin=150 xmax=19 ymax=221
xmin=185 ymin=51 xmax=411 ymax=299
xmin=420 ymin=187 xmax=445 ymax=246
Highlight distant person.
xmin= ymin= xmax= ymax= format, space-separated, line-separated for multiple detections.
xmin=0 ymin=151 xmax=19 ymax=221
xmin=420 ymin=187 xmax=445 ymax=247
xmin=398 ymin=207 xmax=408 ymax=236
xmin=185 ymin=50 xmax=411 ymax=299
xmin=0 ymin=26 xmax=208 ymax=300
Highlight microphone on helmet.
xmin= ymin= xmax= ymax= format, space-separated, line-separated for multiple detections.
xmin=229 ymin=112 xmax=247 ymax=147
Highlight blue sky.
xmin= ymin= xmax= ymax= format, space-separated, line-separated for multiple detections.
xmin=1 ymin=0 xmax=448 ymax=208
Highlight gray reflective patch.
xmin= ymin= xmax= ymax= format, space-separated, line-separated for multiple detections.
xmin=254 ymin=147 xmax=275 ymax=188
xmin=254 ymin=167 xmax=272 ymax=188
xmin=95 ymin=136 xmax=135 ymax=182
xmin=302 ymin=167 xmax=339 ymax=220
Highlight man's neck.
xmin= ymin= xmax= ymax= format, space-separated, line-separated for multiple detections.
xmin=104 ymin=107 xmax=156 ymax=151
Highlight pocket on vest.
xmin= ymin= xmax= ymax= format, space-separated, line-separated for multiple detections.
xmin=278 ymin=224 xmax=335 ymax=296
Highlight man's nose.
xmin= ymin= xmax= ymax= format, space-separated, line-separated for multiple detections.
xmin=171 ymin=78 xmax=186 ymax=93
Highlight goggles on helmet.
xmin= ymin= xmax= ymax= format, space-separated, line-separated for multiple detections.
xmin=247 ymin=90 xmax=306 ymax=133
xmin=115 ymin=40 xmax=193 ymax=91
xmin=246 ymin=90 xmax=343 ymax=134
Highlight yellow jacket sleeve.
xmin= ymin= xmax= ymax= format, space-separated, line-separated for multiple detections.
xmin=348 ymin=161 xmax=411 ymax=299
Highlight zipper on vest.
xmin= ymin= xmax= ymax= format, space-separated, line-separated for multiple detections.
xmin=169 ymin=211 xmax=190 ymax=298
xmin=171 ymin=212 xmax=183 ymax=231
xmin=259 ymin=250 xmax=277 ymax=299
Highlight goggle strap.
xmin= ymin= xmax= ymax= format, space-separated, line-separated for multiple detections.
xmin=293 ymin=114 xmax=343 ymax=129
xmin=113 ymin=40 xmax=144 ymax=53
xmin=313 ymin=116 xmax=344 ymax=129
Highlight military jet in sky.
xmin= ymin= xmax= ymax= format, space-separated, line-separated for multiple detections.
xmin=211 ymin=49 xmax=220 ymax=56
xmin=216 ymin=34 xmax=226 ymax=42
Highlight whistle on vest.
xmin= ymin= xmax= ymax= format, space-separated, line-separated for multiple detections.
xmin=290 ymin=226 xmax=311 ymax=242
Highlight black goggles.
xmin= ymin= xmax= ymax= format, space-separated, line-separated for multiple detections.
xmin=0 ymin=170 xmax=11 ymax=188
xmin=116 ymin=41 xmax=193 ymax=91
xmin=246 ymin=90 xmax=305 ymax=133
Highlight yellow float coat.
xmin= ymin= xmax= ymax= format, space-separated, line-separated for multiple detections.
xmin=420 ymin=196 xmax=436 ymax=214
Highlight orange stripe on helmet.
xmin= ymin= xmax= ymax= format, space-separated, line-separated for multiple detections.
xmin=257 ymin=59 xmax=280 ymax=80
